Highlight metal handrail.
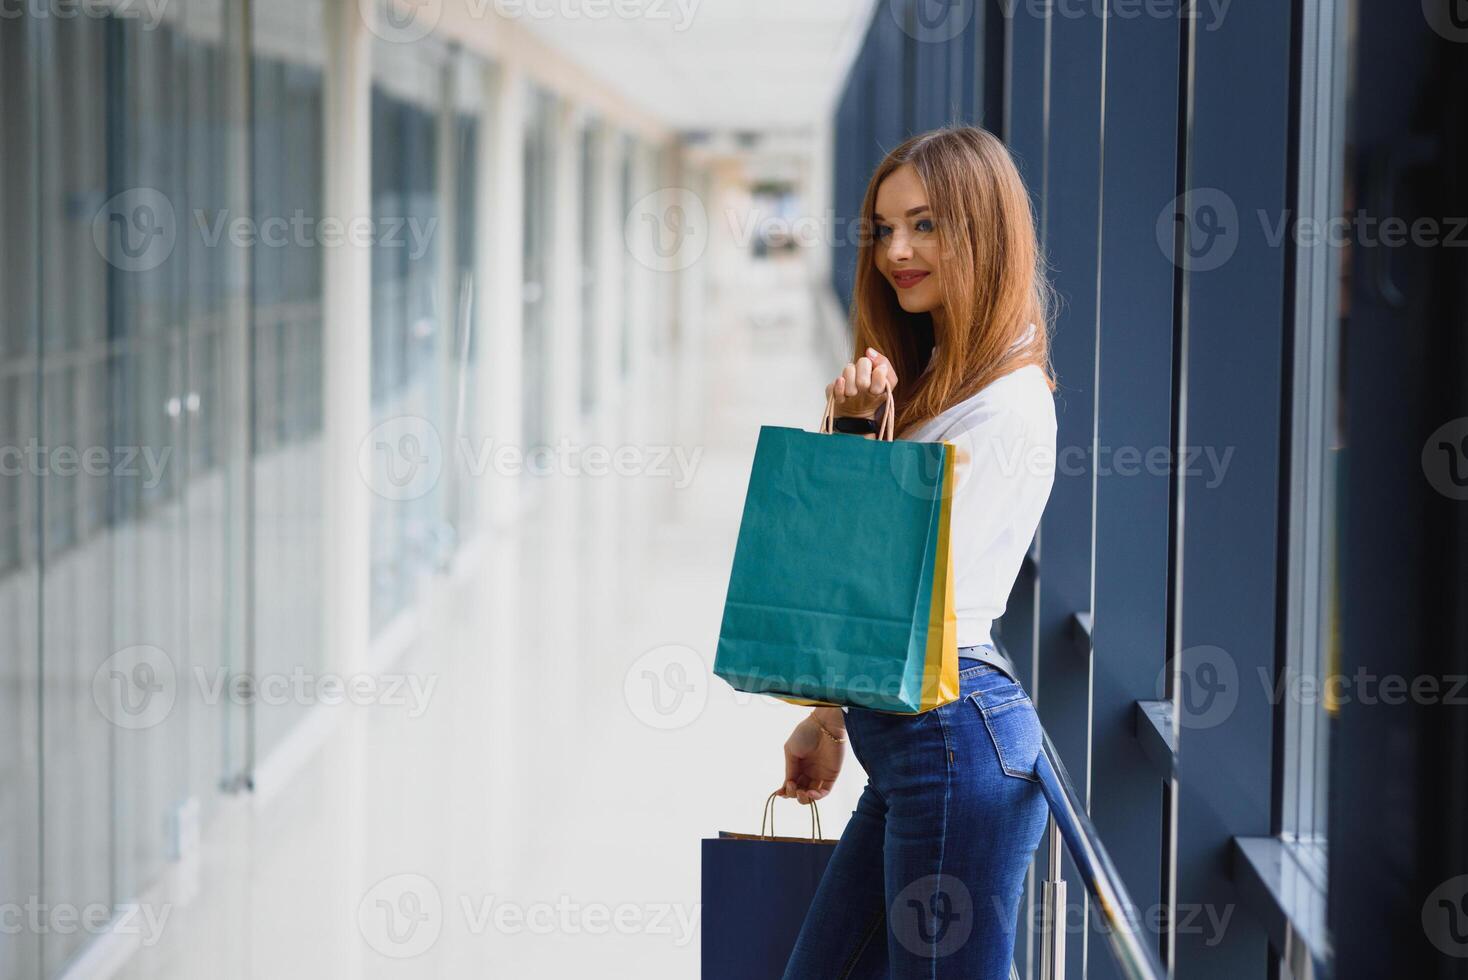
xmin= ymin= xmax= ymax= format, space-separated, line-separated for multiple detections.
xmin=1032 ymin=731 xmax=1168 ymax=980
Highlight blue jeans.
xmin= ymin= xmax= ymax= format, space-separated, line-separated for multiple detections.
xmin=782 ymin=651 xmax=1049 ymax=979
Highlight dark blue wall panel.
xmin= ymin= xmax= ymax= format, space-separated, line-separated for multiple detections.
xmin=1031 ymin=7 xmax=1105 ymax=977
xmin=1087 ymin=11 xmax=1182 ymax=976
xmin=1171 ymin=1 xmax=1294 ymax=975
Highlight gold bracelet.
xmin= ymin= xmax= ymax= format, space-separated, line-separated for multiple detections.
xmin=811 ymin=714 xmax=846 ymax=744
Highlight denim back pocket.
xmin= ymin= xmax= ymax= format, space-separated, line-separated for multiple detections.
xmin=970 ymin=685 xmax=1042 ymax=782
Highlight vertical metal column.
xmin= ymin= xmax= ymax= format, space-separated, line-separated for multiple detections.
xmin=1040 ymin=816 xmax=1067 ymax=980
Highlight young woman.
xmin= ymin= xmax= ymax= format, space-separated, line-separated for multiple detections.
xmin=776 ymin=126 xmax=1059 ymax=979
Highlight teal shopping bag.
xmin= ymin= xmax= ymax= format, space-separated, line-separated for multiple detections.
xmin=713 ymin=424 xmax=949 ymax=713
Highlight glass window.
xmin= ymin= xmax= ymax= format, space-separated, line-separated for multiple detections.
xmin=1281 ymin=0 xmax=1351 ymax=880
xmin=618 ymin=134 xmax=635 ymax=378
xmin=370 ymin=36 xmax=449 ymax=634
xmin=0 ymin=14 xmax=43 ymax=980
xmin=431 ymin=51 xmax=484 ymax=542
xmin=444 ymin=51 xmax=484 ymax=543
xmin=18 ymin=2 xmax=254 ymax=970
xmin=579 ymin=120 xmax=601 ymax=414
xmin=44 ymin=10 xmax=189 ymax=957
xmin=522 ymin=86 xmax=558 ymax=452
xmin=251 ymin=0 xmax=328 ymax=757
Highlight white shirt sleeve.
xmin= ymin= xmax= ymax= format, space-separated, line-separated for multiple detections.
xmin=944 ymin=406 xmax=1036 ymax=551
xmin=934 ymin=404 xmax=1056 ymax=637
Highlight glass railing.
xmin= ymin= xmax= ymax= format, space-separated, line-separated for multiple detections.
xmin=1031 ymin=731 xmax=1168 ymax=980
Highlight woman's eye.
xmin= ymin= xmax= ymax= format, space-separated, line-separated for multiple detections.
xmin=915 ymin=218 xmax=935 ymax=233
xmin=873 ymin=224 xmax=892 ymax=240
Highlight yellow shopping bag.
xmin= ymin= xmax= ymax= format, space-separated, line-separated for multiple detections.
xmin=917 ymin=441 xmax=959 ymax=710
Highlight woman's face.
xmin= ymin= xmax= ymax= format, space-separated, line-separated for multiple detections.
xmin=873 ymin=163 xmax=944 ymax=317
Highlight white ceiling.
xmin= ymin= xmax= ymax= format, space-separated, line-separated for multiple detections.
xmin=518 ymin=0 xmax=876 ymax=131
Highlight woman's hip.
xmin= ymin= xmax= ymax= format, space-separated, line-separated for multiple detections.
xmin=845 ymin=660 xmax=1046 ymax=801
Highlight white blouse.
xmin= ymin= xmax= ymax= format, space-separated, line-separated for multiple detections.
xmin=896 ymin=359 xmax=1057 ymax=650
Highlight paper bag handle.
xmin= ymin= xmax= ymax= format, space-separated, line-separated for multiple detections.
xmin=820 ymin=389 xmax=895 ymax=441
xmin=762 ymin=790 xmax=823 ymax=840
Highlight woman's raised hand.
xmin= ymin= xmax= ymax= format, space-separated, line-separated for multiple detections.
xmin=827 ymin=347 xmax=898 ymax=419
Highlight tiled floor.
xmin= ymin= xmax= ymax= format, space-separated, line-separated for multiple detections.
xmin=118 ymin=256 xmax=866 ymax=978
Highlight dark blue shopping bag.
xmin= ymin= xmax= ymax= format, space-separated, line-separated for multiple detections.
xmin=701 ymin=795 xmax=837 ymax=978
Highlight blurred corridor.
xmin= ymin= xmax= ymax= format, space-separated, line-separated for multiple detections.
xmin=105 ymin=256 xmax=851 ymax=979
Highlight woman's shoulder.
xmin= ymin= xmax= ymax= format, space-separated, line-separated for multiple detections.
xmin=939 ymin=363 xmax=1056 ymax=438
xmin=978 ymin=362 xmax=1053 ymax=407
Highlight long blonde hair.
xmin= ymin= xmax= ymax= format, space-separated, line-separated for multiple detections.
xmin=851 ymin=126 xmax=1056 ymax=437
